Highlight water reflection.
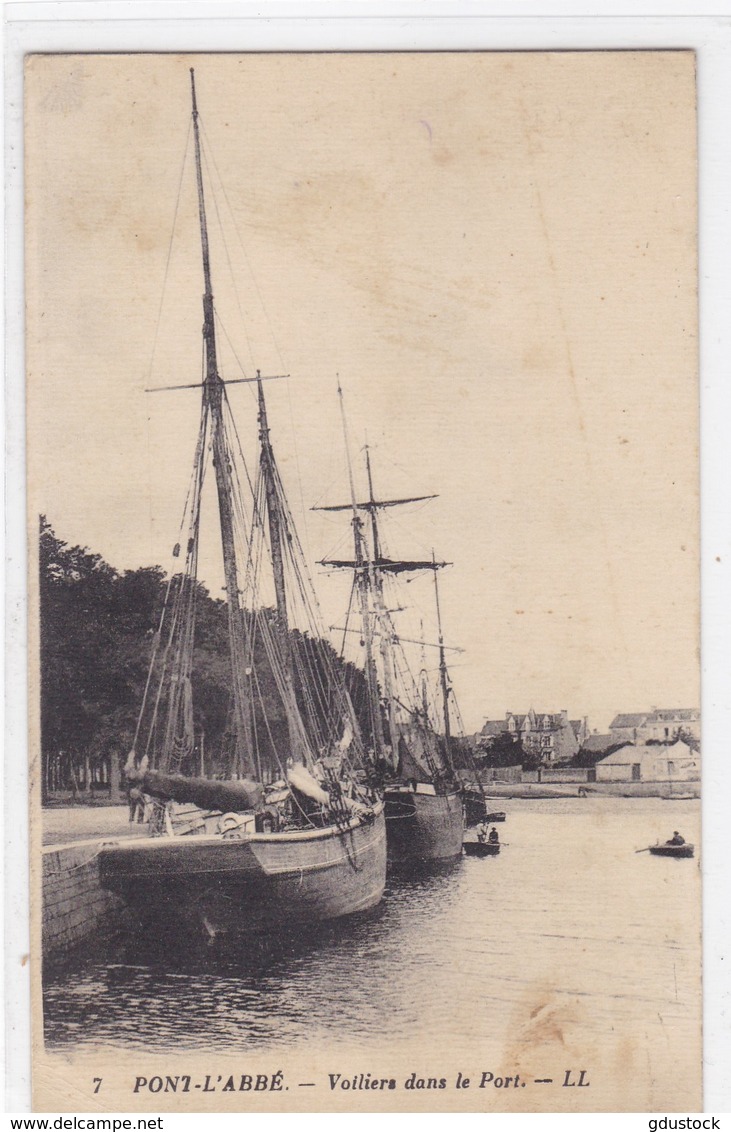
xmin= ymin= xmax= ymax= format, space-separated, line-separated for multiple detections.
xmin=43 ymin=800 xmax=699 ymax=1067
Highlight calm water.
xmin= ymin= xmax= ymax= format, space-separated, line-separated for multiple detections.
xmin=43 ymin=798 xmax=700 ymax=1105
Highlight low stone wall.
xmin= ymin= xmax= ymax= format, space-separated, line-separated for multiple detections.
xmin=540 ymin=767 xmax=590 ymax=783
xmin=42 ymin=840 xmax=128 ymax=960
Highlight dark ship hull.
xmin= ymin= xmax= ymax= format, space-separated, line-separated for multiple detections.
xmin=383 ymin=786 xmax=463 ymax=866
xmin=100 ymin=803 xmax=386 ymax=937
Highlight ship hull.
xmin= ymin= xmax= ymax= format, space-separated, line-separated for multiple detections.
xmin=384 ymin=787 xmax=464 ymax=866
xmin=99 ymin=803 xmax=386 ymax=937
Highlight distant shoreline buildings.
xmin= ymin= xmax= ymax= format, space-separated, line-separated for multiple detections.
xmin=473 ymin=707 xmax=700 ymax=787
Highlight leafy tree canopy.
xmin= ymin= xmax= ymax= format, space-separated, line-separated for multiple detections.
xmin=39 ymin=517 xmax=367 ymax=795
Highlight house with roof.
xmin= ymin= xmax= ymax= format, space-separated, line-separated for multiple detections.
xmin=480 ymin=709 xmax=585 ymax=765
xmin=594 ymin=738 xmax=699 ymax=783
xmin=608 ymin=708 xmax=700 ymax=745
xmin=575 ymin=732 xmax=622 ymax=764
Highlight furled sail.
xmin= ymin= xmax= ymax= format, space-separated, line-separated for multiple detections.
xmin=128 ymin=765 xmax=264 ymax=812
xmin=321 ymin=556 xmax=449 ymax=574
xmin=287 ymin=763 xmax=330 ymax=805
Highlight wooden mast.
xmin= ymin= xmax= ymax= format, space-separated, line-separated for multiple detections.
xmin=337 ymin=386 xmax=386 ymax=761
xmin=190 ymin=68 xmax=254 ymax=777
xmin=364 ymin=446 xmax=399 ymax=763
xmin=432 ymin=548 xmax=453 ymax=755
xmin=257 ymin=373 xmax=307 ymax=762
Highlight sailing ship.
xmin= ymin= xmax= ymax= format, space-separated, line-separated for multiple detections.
xmin=315 ymin=405 xmax=466 ymax=866
xmin=99 ymin=71 xmax=386 ymax=936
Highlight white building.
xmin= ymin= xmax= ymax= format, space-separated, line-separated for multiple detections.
xmin=608 ymin=709 xmax=700 ymax=745
xmin=595 ymin=738 xmax=699 ymax=783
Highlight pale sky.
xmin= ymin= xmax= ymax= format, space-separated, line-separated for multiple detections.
xmin=26 ymin=51 xmax=699 ymax=733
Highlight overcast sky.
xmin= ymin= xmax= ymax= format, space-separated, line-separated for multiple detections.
xmin=26 ymin=51 xmax=698 ymax=733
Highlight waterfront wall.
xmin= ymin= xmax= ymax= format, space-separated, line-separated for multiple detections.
xmin=477 ymin=765 xmax=522 ymax=785
xmin=524 ymin=768 xmax=591 ymax=784
xmin=42 ymin=840 xmax=128 ymax=960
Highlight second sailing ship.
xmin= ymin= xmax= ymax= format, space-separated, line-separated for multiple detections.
xmin=316 ymin=394 xmax=465 ymax=865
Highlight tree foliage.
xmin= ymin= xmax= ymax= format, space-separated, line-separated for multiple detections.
xmin=473 ymin=730 xmax=527 ymax=769
xmin=39 ymin=518 xmax=368 ymax=795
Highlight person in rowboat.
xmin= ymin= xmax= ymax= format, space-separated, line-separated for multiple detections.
xmin=667 ymin=831 xmax=685 ymax=845
xmin=488 ymin=827 xmax=499 ymax=845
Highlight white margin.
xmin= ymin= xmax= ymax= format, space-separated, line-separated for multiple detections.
xmin=4 ymin=1 xmax=730 ymax=1118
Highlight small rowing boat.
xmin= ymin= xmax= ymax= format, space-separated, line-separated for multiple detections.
xmin=648 ymin=842 xmax=694 ymax=858
xmin=463 ymin=838 xmax=501 ymax=857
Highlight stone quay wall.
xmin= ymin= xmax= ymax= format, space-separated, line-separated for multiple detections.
xmin=42 ymin=840 xmax=127 ymax=959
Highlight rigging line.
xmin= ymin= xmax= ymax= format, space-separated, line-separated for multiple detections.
xmin=272 ymin=459 xmax=333 ymax=633
xmin=144 ymin=570 xmax=188 ymax=762
xmin=249 ymin=639 xmax=263 ymax=783
xmin=319 ymin=526 xmax=352 ymax=563
xmin=223 ymin=390 xmax=259 ymax=519
xmin=340 ymin=577 xmax=357 ymax=659
xmin=214 ymin=308 xmax=251 ymax=381
xmin=146 ymin=118 xmax=193 ymax=386
xmin=200 ymin=118 xmax=288 ymax=375
xmin=244 ymin=471 xmax=268 ymax=606
xmin=383 ymin=506 xmax=445 ymax=563
xmin=132 ymin=403 xmax=206 ymax=753
xmin=280 ymin=368 xmax=313 ymax=568
xmin=293 ymin=642 xmax=327 ymax=754
xmin=161 ymin=485 xmax=204 ymax=773
xmin=142 ymin=406 xmax=210 ymax=761
xmin=296 ymin=621 xmax=339 ymax=743
xmin=308 ymin=447 xmax=347 ymax=513
xmin=199 ymin=135 xmax=258 ymax=374
xmin=227 ymin=449 xmax=257 ymax=601
xmin=280 ymin=530 xmax=355 ymax=739
xmin=250 ymin=659 xmax=287 ymax=782
xmin=131 ymin=571 xmax=175 ymax=755
xmin=247 ymin=507 xmax=312 ymax=760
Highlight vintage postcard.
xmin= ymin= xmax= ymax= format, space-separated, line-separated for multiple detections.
xmin=26 ymin=51 xmax=700 ymax=1112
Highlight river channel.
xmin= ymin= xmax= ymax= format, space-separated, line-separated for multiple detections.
xmin=42 ymin=797 xmax=701 ymax=1109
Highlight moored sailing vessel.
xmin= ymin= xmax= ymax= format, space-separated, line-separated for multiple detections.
xmin=316 ymin=402 xmax=466 ymax=866
xmin=99 ymin=71 xmax=386 ymax=936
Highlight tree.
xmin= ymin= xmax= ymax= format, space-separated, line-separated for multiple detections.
xmin=39 ymin=518 xmax=367 ymax=797
xmin=474 ymin=730 xmax=526 ymax=769
xmin=39 ymin=517 xmax=166 ymax=798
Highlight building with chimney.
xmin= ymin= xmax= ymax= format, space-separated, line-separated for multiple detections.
xmin=480 ymin=709 xmax=587 ymax=765
xmin=608 ymin=708 xmax=700 ymax=745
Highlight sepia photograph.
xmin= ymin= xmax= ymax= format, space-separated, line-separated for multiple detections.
xmin=25 ymin=50 xmax=700 ymax=1112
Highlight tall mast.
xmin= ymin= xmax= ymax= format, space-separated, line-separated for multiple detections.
xmin=364 ymin=446 xmax=381 ymax=561
xmin=419 ymin=620 xmax=430 ymax=719
xmin=337 ymin=386 xmax=386 ymax=759
xmin=432 ymin=548 xmax=452 ymax=752
xmin=257 ymin=374 xmax=305 ymax=761
xmin=190 ymin=68 xmax=253 ymax=777
xmin=365 ymin=446 xmax=399 ymax=759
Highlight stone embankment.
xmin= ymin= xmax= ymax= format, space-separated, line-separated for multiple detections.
xmin=42 ymin=807 xmax=145 ymax=959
